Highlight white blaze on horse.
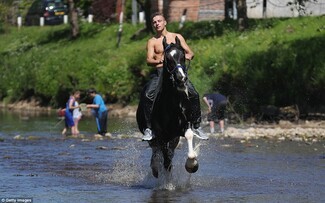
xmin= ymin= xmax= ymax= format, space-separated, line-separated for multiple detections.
xmin=137 ymin=36 xmax=206 ymax=178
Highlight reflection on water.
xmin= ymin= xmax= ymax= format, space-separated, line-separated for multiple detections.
xmin=0 ymin=110 xmax=324 ymax=202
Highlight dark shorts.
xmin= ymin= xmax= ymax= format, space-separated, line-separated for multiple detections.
xmin=207 ymin=101 xmax=227 ymax=121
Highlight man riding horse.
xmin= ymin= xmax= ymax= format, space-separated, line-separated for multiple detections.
xmin=141 ymin=12 xmax=207 ymax=141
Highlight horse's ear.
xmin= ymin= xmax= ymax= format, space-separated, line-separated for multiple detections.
xmin=175 ymin=36 xmax=181 ymax=46
xmin=163 ymin=37 xmax=167 ymax=49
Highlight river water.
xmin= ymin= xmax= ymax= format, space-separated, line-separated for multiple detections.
xmin=0 ymin=110 xmax=324 ymax=202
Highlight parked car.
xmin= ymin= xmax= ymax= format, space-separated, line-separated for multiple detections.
xmin=25 ymin=0 xmax=68 ymax=26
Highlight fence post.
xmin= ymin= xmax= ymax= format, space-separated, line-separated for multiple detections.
xmin=64 ymin=15 xmax=68 ymax=24
xmin=17 ymin=15 xmax=22 ymax=28
xmin=88 ymin=14 xmax=93 ymax=23
xmin=139 ymin=11 xmax=145 ymax=23
xmin=40 ymin=17 xmax=44 ymax=26
xmin=179 ymin=9 xmax=187 ymax=29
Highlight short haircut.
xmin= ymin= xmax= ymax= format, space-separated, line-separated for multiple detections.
xmin=74 ymin=90 xmax=80 ymax=94
xmin=150 ymin=12 xmax=165 ymax=21
xmin=70 ymin=90 xmax=80 ymax=95
xmin=88 ymin=88 xmax=96 ymax=94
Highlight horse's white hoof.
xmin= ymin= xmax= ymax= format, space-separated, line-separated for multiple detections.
xmin=185 ymin=157 xmax=199 ymax=173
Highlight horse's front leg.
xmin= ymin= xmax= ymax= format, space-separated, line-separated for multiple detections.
xmin=184 ymin=128 xmax=199 ymax=173
xmin=149 ymin=140 xmax=160 ymax=178
xmin=163 ymin=137 xmax=180 ymax=172
xmin=184 ymin=128 xmax=196 ymax=159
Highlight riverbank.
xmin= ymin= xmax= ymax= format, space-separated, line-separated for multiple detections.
xmin=222 ymin=120 xmax=325 ymax=143
xmin=1 ymin=101 xmax=324 ymax=142
xmin=0 ymin=100 xmax=137 ymax=117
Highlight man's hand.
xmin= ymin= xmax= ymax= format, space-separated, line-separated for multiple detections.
xmin=185 ymin=54 xmax=194 ymax=61
xmin=158 ymin=57 xmax=164 ymax=64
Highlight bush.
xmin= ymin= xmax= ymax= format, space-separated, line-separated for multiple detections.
xmin=0 ymin=16 xmax=324 ymax=117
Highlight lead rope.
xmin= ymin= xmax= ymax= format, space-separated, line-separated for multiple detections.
xmin=186 ymin=60 xmax=191 ymax=72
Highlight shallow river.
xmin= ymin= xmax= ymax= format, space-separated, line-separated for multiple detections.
xmin=0 ymin=110 xmax=324 ymax=202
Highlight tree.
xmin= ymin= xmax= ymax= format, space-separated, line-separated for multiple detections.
xmin=136 ymin=0 xmax=153 ymax=32
xmin=0 ymin=0 xmax=18 ymax=25
xmin=237 ymin=0 xmax=248 ymax=31
xmin=287 ymin=0 xmax=318 ymax=16
xmin=91 ymin=0 xmax=116 ymax=23
xmin=68 ymin=0 xmax=79 ymax=39
xmin=129 ymin=0 xmax=153 ymax=40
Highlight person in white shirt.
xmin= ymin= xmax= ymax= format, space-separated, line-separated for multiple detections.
xmin=73 ymin=100 xmax=82 ymax=135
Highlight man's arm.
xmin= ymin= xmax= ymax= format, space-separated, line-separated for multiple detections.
xmin=87 ymin=96 xmax=99 ymax=109
xmin=87 ymin=104 xmax=99 ymax=109
xmin=176 ymin=34 xmax=194 ymax=60
xmin=203 ymin=96 xmax=211 ymax=113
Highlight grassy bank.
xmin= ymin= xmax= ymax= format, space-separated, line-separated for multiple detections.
xmin=0 ymin=16 xmax=324 ymax=117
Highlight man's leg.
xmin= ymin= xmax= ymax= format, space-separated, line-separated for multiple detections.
xmin=187 ymin=81 xmax=208 ymax=139
xmin=94 ymin=110 xmax=107 ymax=135
xmin=219 ymin=120 xmax=225 ymax=133
xmin=207 ymin=110 xmax=215 ymax=134
xmin=216 ymin=101 xmax=227 ymax=133
xmin=142 ymin=95 xmax=154 ymax=141
xmin=210 ymin=121 xmax=215 ymax=134
xmin=187 ymin=81 xmax=201 ymax=127
xmin=95 ymin=117 xmax=101 ymax=134
xmin=142 ymin=74 xmax=160 ymax=141
xmin=99 ymin=110 xmax=108 ymax=135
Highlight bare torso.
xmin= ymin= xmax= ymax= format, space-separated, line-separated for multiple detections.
xmin=147 ymin=32 xmax=192 ymax=68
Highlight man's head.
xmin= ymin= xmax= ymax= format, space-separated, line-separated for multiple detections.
xmin=151 ymin=12 xmax=166 ymax=32
xmin=87 ymin=88 xmax=96 ymax=98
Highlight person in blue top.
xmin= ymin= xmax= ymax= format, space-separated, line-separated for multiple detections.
xmin=203 ymin=92 xmax=227 ymax=134
xmin=86 ymin=88 xmax=108 ymax=136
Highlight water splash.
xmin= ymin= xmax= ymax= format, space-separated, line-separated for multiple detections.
xmin=92 ymin=134 xmax=205 ymax=191
xmin=94 ymin=142 xmax=146 ymax=186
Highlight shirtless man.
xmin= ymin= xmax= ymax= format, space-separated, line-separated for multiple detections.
xmin=141 ymin=12 xmax=207 ymax=141
xmin=146 ymin=13 xmax=194 ymax=68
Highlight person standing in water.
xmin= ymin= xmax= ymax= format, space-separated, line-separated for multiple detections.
xmin=63 ymin=90 xmax=81 ymax=135
xmin=87 ymin=88 xmax=108 ymax=136
xmin=203 ymin=92 xmax=227 ymax=134
xmin=73 ymin=94 xmax=82 ymax=135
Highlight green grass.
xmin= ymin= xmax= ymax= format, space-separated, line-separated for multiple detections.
xmin=0 ymin=16 xmax=324 ymax=115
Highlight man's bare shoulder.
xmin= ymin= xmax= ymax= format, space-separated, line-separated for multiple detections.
xmin=166 ymin=32 xmax=184 ymax=43
xmin=147 ymin=37 xmax=155 ymax=44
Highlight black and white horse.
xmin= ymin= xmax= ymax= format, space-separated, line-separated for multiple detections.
xmin=137 ymin=36 xmax=200 ymax=178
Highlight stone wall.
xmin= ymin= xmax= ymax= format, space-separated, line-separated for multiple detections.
xmin=247 ymin=0 xmax=325 ymax=18
xmin=151 ymin=0 xmax=225 ymax=22
xmin=197 ymin=0 xmax=225 ymax=21
xmin=167 ymin=0 xmax=200 ymax=22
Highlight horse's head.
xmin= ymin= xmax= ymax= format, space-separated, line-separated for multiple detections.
xmin=163 ymin=36 xmax=188 ymax=90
